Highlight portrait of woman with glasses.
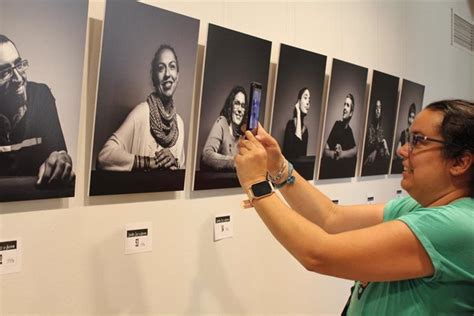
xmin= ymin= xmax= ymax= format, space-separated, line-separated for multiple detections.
xmin=200 ymin=86 xmax=247 ymax=171
xmin=234 ymin=99 xmax=474 ymax=314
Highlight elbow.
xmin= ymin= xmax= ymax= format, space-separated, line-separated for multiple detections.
xmin=97 ymin=150 xmax=110 ymax=170
xmin=297 ymin=238 xmax=333 ymax=274
xmin=97 ymin=143 xmax=117 ymax=171
xmin=299 ymin=252 xmax=327 ymax=274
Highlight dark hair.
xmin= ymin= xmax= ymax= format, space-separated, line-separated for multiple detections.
xmin=347 ymin=93 xmax=355 ymax=113
xmin=407 ymin=103 xmax=417 ymax=125
xmin=220 ymin=86 xmax=247 ymax=124
xmin=151 ymin=44 xmax=179 ymax=90
xmin=371 ymin=99 xmax=383 ymax=126
xmin=426 ymin=99 xmax=474 ymax=196
xmin=0 ymin=34 xmax=10 ymax=44
xmin=0 ymin=34 xmax=18 ymax=49
xmin=293 ymin=87 xmax=309 ymax=118
xmin=408 ymin=102 xmax=417 ymax=116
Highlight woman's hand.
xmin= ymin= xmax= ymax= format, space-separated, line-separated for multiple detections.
xmin=235 ymin=130 xmax=268 ymax=189
xmin=294 ymin=101 xmax=300 ymax=115
xmin=154 ymin=148 xmax=177 ymax=169
xmin=254 ymin=123 xmax=285 ymax=176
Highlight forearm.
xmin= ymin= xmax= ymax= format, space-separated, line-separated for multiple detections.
xmin=252 ymin=194 xmax=432 ymax=282
xmin=323 ymin=148 xmax=335 ymax=159
xmin=340 ymin=146 xmax=357 ymax=159
xmin=97 ymin=135 xmax=134 ymax=171
xmin=276 ymin=165 xmax=384 ymax=233
xmin=252 ymin=193 xmax=329 ymax=270
xmin=278 ymin=170 xmax=336 ymax=231
xmin=202 ymin=150 xmax=234 ymax=170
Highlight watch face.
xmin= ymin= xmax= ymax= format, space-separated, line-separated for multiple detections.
xmin=251 ymin=181 xmax=273 ymax=197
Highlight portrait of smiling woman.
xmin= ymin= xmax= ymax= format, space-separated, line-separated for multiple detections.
xmin=89 ymin=0 xmax=199 ymax=195
xmin=200 ymin=86 xmax=247 ymax=171
xmin=193 ymin=24 xmax=271 ymax=190
xmin=97 ymin=44 xmax=185 ymax=172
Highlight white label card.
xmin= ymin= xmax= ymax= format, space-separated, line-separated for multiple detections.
xmin=125 ymin=222 xmax=152 ymax=254
xmin=0 ymin=238 xmax=22 ymax=275
xmin=367 ymin=193 xmax=375 ymax=205
xmin=214 ymin=213 xmax=233 ymax=241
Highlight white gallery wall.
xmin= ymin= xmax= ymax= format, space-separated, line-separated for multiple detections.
xmin=1 ymin=0 xmax=473 ymax=315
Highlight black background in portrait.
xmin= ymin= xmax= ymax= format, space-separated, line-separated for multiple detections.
xmin=193 ymin=24 xmax=271 ymax=190
xmin=318 ymin=59 xmax=368 ymax=180
xmin=390 ymin=79 xmax=424 ymax=174
xmin=360 ymin=70 xmax=399 ymax=177
xmin=271 ymin=44 xmax=327 ymax=180
xmin=0 ymin=0 xmax=87 ymax=202
xmin=89 ymin=0 xmax=199 ymax=195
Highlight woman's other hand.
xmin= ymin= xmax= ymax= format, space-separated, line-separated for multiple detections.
xmin=235 ymin=130 xmax=268 ymax=189
xmin=154 ymin=148 xmax=177 ymax=169
xmin=294 ymin=101 xmax=300 ymax=115
xmin=254 ymin=123 xmax=285 ymax=176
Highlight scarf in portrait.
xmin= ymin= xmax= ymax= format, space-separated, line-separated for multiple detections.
xmin=147 ymin=93 xmax=178 ymax=148
xmin=0 ymin=105 xmax=27 ymax=145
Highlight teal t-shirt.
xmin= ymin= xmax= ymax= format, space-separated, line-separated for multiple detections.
xmin=347 ymin=196 xmax=474 ymax=315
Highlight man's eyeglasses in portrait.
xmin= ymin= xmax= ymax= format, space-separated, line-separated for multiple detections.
xmin=0 ymin=59 xmax=29 ymax=83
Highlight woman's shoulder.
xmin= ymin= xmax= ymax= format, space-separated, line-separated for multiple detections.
xmin=175 ymin=112 xmax=184 ymax=125
xmin=384 ymin=196 xmax=420 ymax=221
xmin=214 ymin=116 xmax=229 ymax=127
xmin=438 ymin=197 xmax=474 ymax=219
xmin=125 ymin=102 xmax=149 ymax=119
xmin=285 ymin=119 xmax=295 ymax=129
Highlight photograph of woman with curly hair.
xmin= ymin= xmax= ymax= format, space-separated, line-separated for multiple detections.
xmin=193 ymin=24 xmax=271 ymax=191
xmin=200 ymin=86 xmax=247 ymax=171
xmin=361 ymin=70 xmax=399 ymax=176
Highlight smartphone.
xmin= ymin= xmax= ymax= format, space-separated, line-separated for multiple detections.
xmin=247 ymin=81 xmax=262 ymax=135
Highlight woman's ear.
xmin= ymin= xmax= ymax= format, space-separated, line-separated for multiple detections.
xmin=450 ymin=151 xmax=473 ymax=176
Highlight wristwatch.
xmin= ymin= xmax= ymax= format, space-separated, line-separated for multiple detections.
xmin=247 ymin=180 xmax=275 ymax=202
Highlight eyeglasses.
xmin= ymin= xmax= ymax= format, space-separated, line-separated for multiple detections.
xmin=233 ymin=100 xmax=246 ymax=109
xmin=407 ymin=132 xmax=451 ymax=153
xmin=0 ymin=59 xmax=29 ymax=83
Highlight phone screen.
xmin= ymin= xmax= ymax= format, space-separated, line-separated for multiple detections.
xmin=248 ymin=82 xmax=262 ymax=133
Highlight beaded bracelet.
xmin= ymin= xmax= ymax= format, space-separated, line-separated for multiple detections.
xmin=267 ymin=159 xmax=287 ymax=183
xmin=273 ymin=161 xmax=295 ymax=189
xmin=144 ymin=156 xmax=150 ymax=171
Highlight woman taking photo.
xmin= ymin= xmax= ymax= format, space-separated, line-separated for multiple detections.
xmin=235 ymin=99 xmax=473 ymax=314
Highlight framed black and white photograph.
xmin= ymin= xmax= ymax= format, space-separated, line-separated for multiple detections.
xmin=0 ymin=0 xmax=88 ymax=202
xmin=360 ymin=70 xmax=399 ymax=177
xmin=390 ymin=79 xmax=424 ymax=174
xmin=193 ymin=24 xmax=271 ymax=191
xmin=317 ymin=59 xmax=368 ymax=180
xmin=89 ymin=0 xmax=199 ymax=195
xmin=270 ymin=44 xmax=327 ymax=180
